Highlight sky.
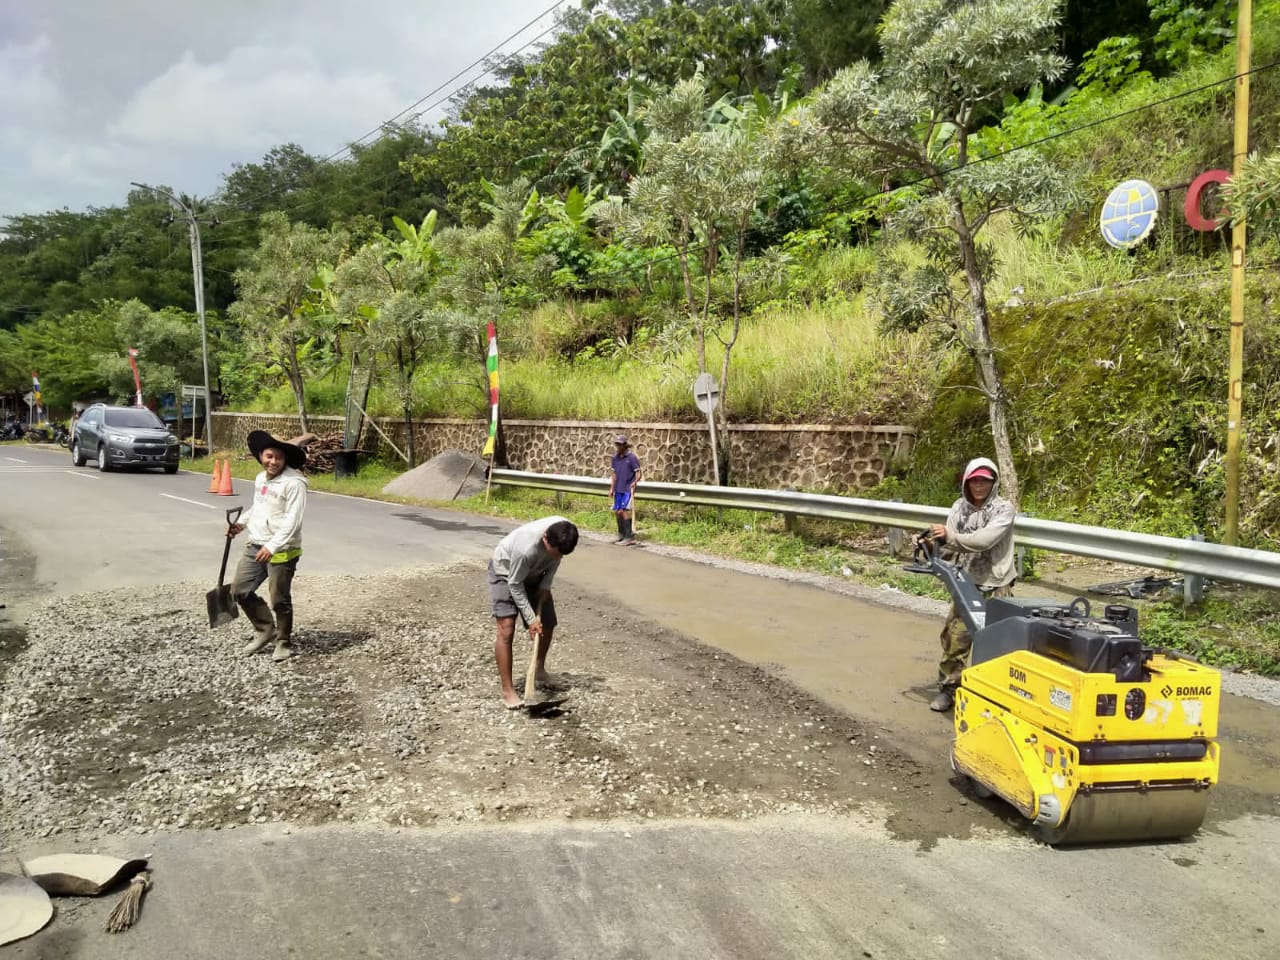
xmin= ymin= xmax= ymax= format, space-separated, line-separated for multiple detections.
xmin=0 ymin=0 xmax=568 ymax=219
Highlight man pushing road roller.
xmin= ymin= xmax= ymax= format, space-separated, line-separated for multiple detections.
xmin=925 ymin=456 xmax=1016 ymax=714
xmin=907 ymin=457 xmax=1221 ymax=844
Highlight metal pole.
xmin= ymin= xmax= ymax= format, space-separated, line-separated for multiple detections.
xmin=130 ymin=182 xmax=214 ymax=454
xmin=705 ymin=405 xmax=721 ymax=486
xmin=1224 ymin=0 xmax=1252 ymax=545
xmin=188 ymin=216 xmax=213 ymax=450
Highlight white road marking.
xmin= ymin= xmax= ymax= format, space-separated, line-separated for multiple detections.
xmin=0 ymin=467 xmax=87 ymax=473
xmin=63 ymin=470 xmax=100 ymax=480
xmin=4 ymin=456 xmax=27 ymax=463
xmin=160 ymin=493 xmax=217 ymax=510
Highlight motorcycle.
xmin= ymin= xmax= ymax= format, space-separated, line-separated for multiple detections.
xmin=1 ymin=420 xmax=25 ymax=441
xmin=53 ymin=423 xmax=70 ymax=447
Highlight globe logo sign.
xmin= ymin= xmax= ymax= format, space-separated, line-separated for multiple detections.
xmin=1100 ymin=179 xmax=1159 ymax=249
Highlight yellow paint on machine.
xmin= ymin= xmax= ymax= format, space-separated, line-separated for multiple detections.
xmin=951 ymin=649 xmax=1221 ymax=845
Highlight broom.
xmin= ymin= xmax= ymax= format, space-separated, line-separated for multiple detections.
xmin=104 ymin=869 xmax=151 ymax=933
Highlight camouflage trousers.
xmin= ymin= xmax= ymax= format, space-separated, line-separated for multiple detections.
xmin=937 ymin=583 xmax=1014 ymax=688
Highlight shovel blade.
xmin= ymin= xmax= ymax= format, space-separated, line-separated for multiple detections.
xmin=206 ymin=586 xmax=239 ymax=628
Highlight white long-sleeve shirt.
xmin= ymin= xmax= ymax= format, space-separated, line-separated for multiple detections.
xmin=240 ymin=466 xmax=307 ymax=557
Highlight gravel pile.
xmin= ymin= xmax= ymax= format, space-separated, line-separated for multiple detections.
xmin=1 ymin=562 xmax=920 ymax=846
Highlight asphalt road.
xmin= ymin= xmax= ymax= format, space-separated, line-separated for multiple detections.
xmin=2 ymin=443 xmax=1278 ymax=959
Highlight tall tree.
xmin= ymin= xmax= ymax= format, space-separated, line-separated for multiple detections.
xmin=11 ymin=308 xmax=118 ymax=409
xmin=228 ymin=213 xmax=348 ymax=430
xmin=782 ymin=0 xmax=890 ymax=86
xmin=95 ymin=300 xmax=206 ymax=428
xmin=333 ymin=212 xmax=445 ymax=466
xmin=408 ymin=2 xmax=786 ymax=220
xmin=603 ymin=75 xmax=774 ymax=484
xmin=801 ymin=0 xmax=1076 ymax=505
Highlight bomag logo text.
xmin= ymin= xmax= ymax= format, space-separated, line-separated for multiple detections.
xmin=1176 ymin=685 xmax=1213 ymax=697
xmin=1009 ymin=666 xmax=1027 ymax=683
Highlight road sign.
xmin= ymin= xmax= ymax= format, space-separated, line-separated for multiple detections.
xmin=23 ymin=391 xmax=33 ymax=407
xmin=693 ymin=373 xmax=720 ymax=414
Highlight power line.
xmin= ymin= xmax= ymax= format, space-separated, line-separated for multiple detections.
xmin=15 ymin=42 xmax=1280 ymax=320
xmin=222 ymin=0 xmax=572 ymax=218
xmin=190 ymin=50 xmax=1280 ymax=302
xmin=321 ymin=0 xmax=572 ymax=164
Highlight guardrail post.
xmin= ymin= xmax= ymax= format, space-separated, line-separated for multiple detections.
xmin=781 ymin=487 xmax=799 ymax=534
xmin=1183 ymin=534 xmax=1206 ymax=605
xmin=1015 ymin=512 xmax=1028 ymax=580
xmin=886 ymin=499 xmax=907 ymax=556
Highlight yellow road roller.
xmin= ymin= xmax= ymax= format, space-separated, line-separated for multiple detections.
xmin=907 ymin=538 xmax=1220 ymax=844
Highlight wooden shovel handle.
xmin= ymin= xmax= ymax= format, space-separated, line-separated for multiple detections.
xmin=522 ymin=598 xmax=544 ymax=702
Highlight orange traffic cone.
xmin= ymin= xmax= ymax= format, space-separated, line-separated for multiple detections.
xmin=207 ymin=458 xmax=222 ymax=494
xmin=216 ymin=457 xmax=235 ymax=496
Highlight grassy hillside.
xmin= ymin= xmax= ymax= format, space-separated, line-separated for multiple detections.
xmin=242 ymin=7 xmax=1280 ymax=547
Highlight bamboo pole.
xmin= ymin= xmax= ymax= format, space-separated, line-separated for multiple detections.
xmin=1224 ymin=0 xmax=1252 ymax=544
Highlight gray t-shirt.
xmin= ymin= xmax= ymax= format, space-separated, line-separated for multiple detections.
xmin=491 ymin=516 xmax=568 ymax=623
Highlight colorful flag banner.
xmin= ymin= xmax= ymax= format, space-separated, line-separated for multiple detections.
xmin=482 ymin=322 xmax=499 ymax=457
xmin=32 ymin=371 xmax=41 ymax=418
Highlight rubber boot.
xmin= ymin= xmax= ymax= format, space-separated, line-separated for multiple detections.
xmin=242 ymin=625 xmax=275 ymax=656
xmin=622 ymin=517 xmax=636 ymax=545
xmin=929 ymin=687 xmax=955 ymax=712
xmin=240 ymin=596 xmax=276 ymax=655
xmin=271 ymin=613 xmax=295 ymax=662
xmin=614 ymin=515 xmax=627 ymax=543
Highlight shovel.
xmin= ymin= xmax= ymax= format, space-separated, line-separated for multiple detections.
xmin=207 ymin=507 xmax=242 ymax=628
xmin=520 ymin=599 xmax=568 ymax=715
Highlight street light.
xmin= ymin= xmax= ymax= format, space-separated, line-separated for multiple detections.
xmin=130 ymin=181 xmax=214 ymax=451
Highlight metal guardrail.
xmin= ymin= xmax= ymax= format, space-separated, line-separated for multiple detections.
xmin=490 ymin=469 xmax=1280 ymax=591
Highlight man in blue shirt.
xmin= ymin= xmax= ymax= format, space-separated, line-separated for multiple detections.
xmin=609 ymin=435 xmax=641 ymax=545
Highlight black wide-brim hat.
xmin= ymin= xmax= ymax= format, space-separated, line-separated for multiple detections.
xmin=246 ymin=430 xmax=306 ymax=470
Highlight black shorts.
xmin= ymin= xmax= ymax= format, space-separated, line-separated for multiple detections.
xmin=487 ymin=560 xmax=558 ymax=628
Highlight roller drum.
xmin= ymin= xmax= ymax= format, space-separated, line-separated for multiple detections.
xmin=1037 ymin=787 xmax=1210 ymax=845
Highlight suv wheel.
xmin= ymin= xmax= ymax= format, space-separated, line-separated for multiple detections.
xmin=164 ymin=463 xmax=179 ymax=475
xmin=71 ymin=441 xmax=86 ymax=467
xmin=97 ymin=444 xmax=111 ymax=472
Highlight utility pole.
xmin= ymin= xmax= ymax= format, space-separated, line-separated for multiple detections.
xmin=1224 ymin=0 xmax=1252 ymax=545
xmin=130 ymin=182 xmax=216 ymax=452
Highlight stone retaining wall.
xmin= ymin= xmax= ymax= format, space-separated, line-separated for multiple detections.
xmin=211 ymin=413 xmax=913 ymax=493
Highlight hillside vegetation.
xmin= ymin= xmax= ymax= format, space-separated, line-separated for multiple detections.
xmin=2 ymin=0 xmax=1277 ymax=546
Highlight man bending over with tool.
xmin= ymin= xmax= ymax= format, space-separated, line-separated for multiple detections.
xmin=488 ymin=516 xmax=579 ymax=708
xmin=228 ymin=430 xmax=308 ymax=662
xmin=925 ymin=457 xmax=1015 ymax=712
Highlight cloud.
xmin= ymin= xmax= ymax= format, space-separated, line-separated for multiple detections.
xmin=0 ymin=36 xmax=64 ymax=125
xmin=108 ymin=44 xmax=404 ymax=152
xmin=0 ymin=0 xmax=563 ymax=217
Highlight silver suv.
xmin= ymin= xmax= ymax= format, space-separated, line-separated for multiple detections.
xmin=72 ymin=404 xmax=180 ymax=473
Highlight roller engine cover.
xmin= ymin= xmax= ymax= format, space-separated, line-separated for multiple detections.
xmin=1035 ymin=623 xmax=1150 ymax=683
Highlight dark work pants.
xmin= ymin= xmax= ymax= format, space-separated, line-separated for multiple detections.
xmin=232 ymin=544 xmax=298 ymax=635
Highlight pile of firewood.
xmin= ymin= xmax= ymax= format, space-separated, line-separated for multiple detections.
xmin=286 ymin=432 xmax=351 ymax=474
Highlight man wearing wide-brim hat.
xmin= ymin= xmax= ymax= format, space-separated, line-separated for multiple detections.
xmin=227 ymin=430 xmax=309 ymax=662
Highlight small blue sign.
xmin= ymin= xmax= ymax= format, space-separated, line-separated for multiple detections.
xmin=1100 ymin=179 xmax=1159 ymax=249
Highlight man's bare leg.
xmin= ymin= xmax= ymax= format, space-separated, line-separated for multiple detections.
xmin=494 ymin=616 xmax=522 ymax=708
